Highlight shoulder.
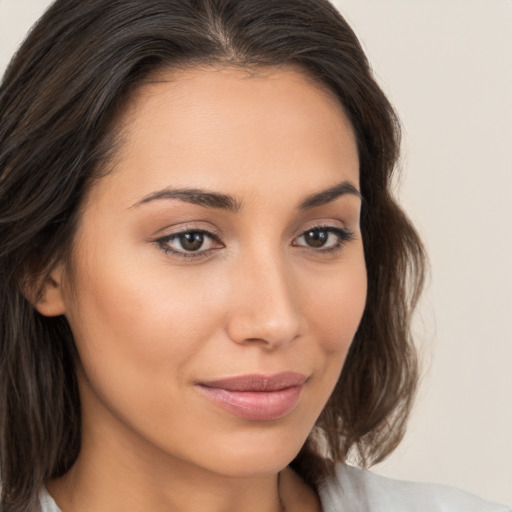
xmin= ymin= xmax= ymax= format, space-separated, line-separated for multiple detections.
xmin=318 ymin=463 xmax=512 ymax=512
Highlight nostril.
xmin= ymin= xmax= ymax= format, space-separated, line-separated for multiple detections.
xmin=225 ymin=297 xmax=302 ymax=348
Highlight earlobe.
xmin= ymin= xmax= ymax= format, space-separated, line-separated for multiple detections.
xmin=23 ymin=265 xmax=67 ymax=317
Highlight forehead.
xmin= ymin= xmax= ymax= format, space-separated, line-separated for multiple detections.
xmin=88 ymin=65 xmax=359 ymax=210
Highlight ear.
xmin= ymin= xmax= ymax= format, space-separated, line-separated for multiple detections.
xmin=23 ymin=264 xmax=67 ymax=317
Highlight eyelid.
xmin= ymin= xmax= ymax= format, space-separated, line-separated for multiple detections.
xmin=152 ymin=221 xmax=222 ymax=239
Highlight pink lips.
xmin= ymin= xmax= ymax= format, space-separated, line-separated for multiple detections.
xmin=197 ymin=372 xmax=307 ymax=421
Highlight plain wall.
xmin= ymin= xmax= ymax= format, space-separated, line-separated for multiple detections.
xmin=1 ymin=0 xmax=511 ymax=504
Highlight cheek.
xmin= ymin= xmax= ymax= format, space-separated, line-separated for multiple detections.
xmin=307 ymin=254 xmax=367 ymax=356
xmin=297 ymin=248 xmax=367 ymax=410
xmin=63 ymin=247 xmax=226 ymax=390
xmin=62 ymin=251 xmax=231 ymax=453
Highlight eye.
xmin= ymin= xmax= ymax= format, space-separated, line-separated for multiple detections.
xmin=156 ymin=229 xmax=222 ymax=258
xmin=293 ymin=226 xmax=355 ymax=253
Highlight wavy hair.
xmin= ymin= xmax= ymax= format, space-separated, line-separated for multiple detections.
xmin=0 ymin=0 xmax=425 ymax=509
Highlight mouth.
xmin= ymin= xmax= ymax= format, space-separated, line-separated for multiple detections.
xmin=196 ymin=372 xmax=307 ymax=421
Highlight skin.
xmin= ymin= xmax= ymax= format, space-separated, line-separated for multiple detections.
xmin=38 ymin=66 xmax=367 ymax=512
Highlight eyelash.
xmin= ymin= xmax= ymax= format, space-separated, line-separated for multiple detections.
xmin=155 ymin=225 xmax=355 ymax=260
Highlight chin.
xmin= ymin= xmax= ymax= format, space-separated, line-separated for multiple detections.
xmin=205 ymin=449 xmax=299 ymax=479
xmin=183 ymin=422 xmax=311 ymax=478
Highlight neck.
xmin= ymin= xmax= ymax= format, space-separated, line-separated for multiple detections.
xmin=48 ymin=451 xmax=286 ymax=512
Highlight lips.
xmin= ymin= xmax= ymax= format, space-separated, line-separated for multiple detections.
xmin=197 ymin=372 xmax=307 ymax=421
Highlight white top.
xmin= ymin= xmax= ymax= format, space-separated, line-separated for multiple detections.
xmin=319 ymin=464 xmax=511 ymax=512
xmin=39 ymin=463 xmax=511 ymax=512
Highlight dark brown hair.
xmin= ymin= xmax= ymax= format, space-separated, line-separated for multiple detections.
xmin=0 ymin=0 xmax=425 ymax=509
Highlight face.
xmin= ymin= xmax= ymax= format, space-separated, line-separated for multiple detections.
xmin=55 ymin=66 xmax=366 ymax=478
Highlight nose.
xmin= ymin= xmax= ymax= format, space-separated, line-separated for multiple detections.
xmin=225 ymin=249 xmax=303 ymax=350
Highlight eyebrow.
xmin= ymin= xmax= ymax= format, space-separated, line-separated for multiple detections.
xmin=298 ymin=180 xmax=361 ymax=210
xmin=131 ymin=188 xmax=242 ymax=212
xmin=130 ymin=180 xmax=361 ymax=212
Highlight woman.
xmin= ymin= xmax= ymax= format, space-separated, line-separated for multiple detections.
xmin=0 ymin=0 xmax=509 ymax=511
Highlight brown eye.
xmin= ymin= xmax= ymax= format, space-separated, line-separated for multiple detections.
xmin=179 ymin=232 xmax=205 ymax=251
xmin=303 ymin=229 xmax=329 ymax=248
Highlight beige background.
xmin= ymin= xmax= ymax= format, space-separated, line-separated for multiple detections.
xmin=1 ymin=0 xmax=511 ymax=504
